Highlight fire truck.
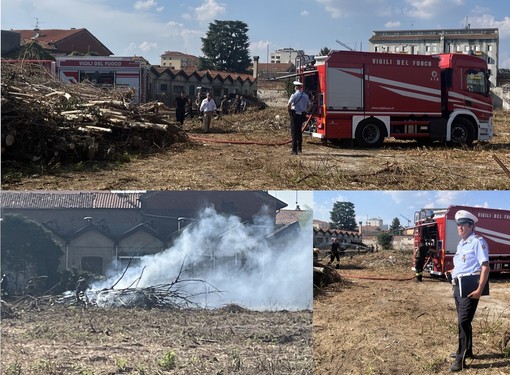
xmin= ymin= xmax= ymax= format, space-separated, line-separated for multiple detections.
xmin=296 ymin=51 xmax=493 ymax=147
xmin=56 ymin=56 xmax=148 ymax=103
xmin=413 ymin=205 xmax=510 ymax=277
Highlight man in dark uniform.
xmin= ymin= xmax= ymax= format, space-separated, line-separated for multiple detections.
xmin=447 ymin=210 xmax=490 ymax=372
xmin=174 ymin=91 xmax=187 ymax=126
xmin=414 ymin=239 xmax=429 ymax=282
xmin=328 ymin=238 xmax=341 ymax=266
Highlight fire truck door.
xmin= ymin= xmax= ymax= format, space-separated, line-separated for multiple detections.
xmin=326 ymin=67 xmax=363 ymax=110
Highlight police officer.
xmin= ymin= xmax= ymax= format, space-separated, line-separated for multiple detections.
xmin=287 ymin=80 xmax=311 ymax=155
xmin=447 ymin=210 xmax=489 ymax=372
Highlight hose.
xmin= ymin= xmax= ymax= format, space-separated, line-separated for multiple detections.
xmin=187 ymin=111 xmax=314 ymax=147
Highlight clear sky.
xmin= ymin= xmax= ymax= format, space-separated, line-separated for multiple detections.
xmin=2 ymin=0 xmax=509 ymax=68
xmin=313 ymin=190 xmax=510 ymax=227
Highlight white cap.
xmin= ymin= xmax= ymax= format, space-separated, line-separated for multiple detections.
xmin=293 ymin=80 xmax=303 ymax=86
xmin=455 ymin=210 xmax=478 ymax=225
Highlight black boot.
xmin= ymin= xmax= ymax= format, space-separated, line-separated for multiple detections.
xmin=449 ymin=360 xmax=465 ymax=372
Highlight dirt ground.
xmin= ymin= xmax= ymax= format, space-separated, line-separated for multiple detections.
xmin=0 ymin=301 xmax=312 ymax=375
xmin=313 ymin=251 xmax=510 ymax=375
xmin=2 ymin=109 xmax=510 ymax=191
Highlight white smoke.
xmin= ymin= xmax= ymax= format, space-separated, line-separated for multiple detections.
xmin=90 ymin=207 xmax=312 ymax=310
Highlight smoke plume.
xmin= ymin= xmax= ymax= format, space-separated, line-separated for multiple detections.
xmin=90 ymin=207 xmax=312 ymax=310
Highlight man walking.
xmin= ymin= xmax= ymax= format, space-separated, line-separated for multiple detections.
xmin=199 ymin=92 xmax=217 ymax=133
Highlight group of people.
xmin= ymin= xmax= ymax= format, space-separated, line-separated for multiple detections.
xmin=412 ymin=209 xmax=490 ymax=372
xmin=173 ymin=92 xmax=249 ymax=133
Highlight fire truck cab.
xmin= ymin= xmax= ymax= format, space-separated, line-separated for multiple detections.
xmin=297 ymin=51 xmax=493 ymax=147
xmin=413 ymin=205 xmax=510 ymax=277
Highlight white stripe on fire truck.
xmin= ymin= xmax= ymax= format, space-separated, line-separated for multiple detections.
xmin=326 ymin=110 xmax=442 ymax=116
xmin=451 ymin=104 xmax=493 ymax=115
xmin=379 ymin=86 xmax=441 ymax=103
xmin=364 ymin=74 xmax=441 ymax=96
xmin=448 ymin=92 xmax=493 ymax=108
xmin=476 ymin=227 xmax=510 ymax=240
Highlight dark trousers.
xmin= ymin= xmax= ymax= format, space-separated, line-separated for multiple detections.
xmin=453 ymin=284 xmax=479 ymax=361
xmin=329 ymin=251 xmax=340 ymax=263
xmin=176 ymin=108 xmax=186 ymax=125
xmin=290 ymin=112 xmax=304 ymax=153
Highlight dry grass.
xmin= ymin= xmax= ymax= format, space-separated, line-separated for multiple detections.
xmin=313 ymin=251 xmax=510 ymax=375
xmin=2 ymin=108 xmax=510 ymax=190
xmin=1 ymin=301 xmax=312 ymax=375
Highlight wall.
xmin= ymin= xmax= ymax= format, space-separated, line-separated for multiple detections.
xmin=491 ymin=86 xmax=510 ymax=110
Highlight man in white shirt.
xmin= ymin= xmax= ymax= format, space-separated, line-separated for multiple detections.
xmin=287 ymin=81 xmax=311 ymax=155
xmin=199 ymin=92 xmax=217 ymax=133
xmin=447 ymin=210 xmax=489 ymax=372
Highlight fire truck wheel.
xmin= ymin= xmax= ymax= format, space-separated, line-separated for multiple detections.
xmin=450 ymin=118 xmax=474 ymax=146
xmin=355 ymin=121 xmax=385 ymax=148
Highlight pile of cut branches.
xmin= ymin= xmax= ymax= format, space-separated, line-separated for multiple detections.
xmin=1 ymin=61 xmax=189 ymax=165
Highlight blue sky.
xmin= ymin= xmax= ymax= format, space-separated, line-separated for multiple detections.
xmin=2 ymin=0 xmax=509 ymax=68
xmin=313 ymin=191 xmax=510 ymax=227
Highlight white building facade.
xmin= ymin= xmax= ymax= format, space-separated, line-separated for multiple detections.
xmin=368 ymin=28 xmax=499 ymax=86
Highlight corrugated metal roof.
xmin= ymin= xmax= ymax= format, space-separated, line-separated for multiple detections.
xmin=1 ymin=191 xmax=142 ymax=209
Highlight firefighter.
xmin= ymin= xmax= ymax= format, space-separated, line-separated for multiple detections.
xmin=75 ymin=277 xmax=88 ymax=304
xmin=414 ymin=238 xmax=429 ymax=282
xmin=328 ymin=238 xmax=341 ymax=267
xmin=446 ymin=210 xmax=490 ymax=372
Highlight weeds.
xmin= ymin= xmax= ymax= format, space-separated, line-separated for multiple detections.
xmin=158 ymin=351 xmax=177 ymax=370
xmin=4 ymin=362 xmax=22 ymax=375
xmin=230 ymin=348 xmax=243 ymax=371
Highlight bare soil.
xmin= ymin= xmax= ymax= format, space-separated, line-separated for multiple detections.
xmin=2 ymin=109 xmax=510 ymax=191
xmin=1 ymin=301 xmax=312 ymax=375
xmin=313 ymin=251 xmax=510 ymax=375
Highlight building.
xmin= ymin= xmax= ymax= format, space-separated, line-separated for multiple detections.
xmin=160 ymin=51 xmax=199 ymax=70
xmin=313 ymin=228 xmax=362 ymax=250
xmin=1 ymin=191 xmax=287 ymax=278
xmin=148 ymin=66 xmax=258 ymax=106
xmin=369 ymin=28 xmax=499 ymax=86
xmin=366 ymin=217 xmax=383 ymax=228
xmin=255 ymin=62 xmax=295 ymax=79
xmin=270 ymin=48 xmax=304 ymax=64
xmin=9 ymin=28 xmax=113 ymax=57
xmin=1 ymin=29 xmax=259 ymax=105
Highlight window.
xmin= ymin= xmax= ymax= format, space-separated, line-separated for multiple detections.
xmin=160 ymin=83 xmax=168 ymax=92
xmin=82 ymin=256 xmax=103 ymax=274
xmin=456 ymin=45 xmax=462 ymax=52
xmin=488 ymin=45 xmax=493 ymax=52
xmin=465 ymin=69 xmax=488 ymax=95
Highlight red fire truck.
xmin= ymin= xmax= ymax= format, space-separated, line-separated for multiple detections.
xmin=56 ymin=56 xmax=148 ymax=103
xmin=296 ymin=51 xmax=493 ymax=147
xmin=413 ymin=205 xmax=510 ymax=277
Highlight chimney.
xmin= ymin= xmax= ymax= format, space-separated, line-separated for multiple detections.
xmin=253 ymin=56 xmax=259 ymax=79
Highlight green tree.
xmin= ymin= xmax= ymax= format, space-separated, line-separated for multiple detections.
xmin=320 ymin=47 xmax=331 ymax=56
xmin=377 ymin=232 xmax=393 ymax=250
xmin=199 ymin=20 xmax=251 ymax=73
xmin=329 ymin=202 xmax=357 ymax=231
xmin=1 ymin=214 xmax=63 ymax=289
xmin=389 ymin=217 xmax=401 ymax=235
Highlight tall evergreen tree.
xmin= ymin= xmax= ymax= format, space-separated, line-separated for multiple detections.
xmin=329 ymin=201 xmax=357 ymax=231
xmin=320 ymin=47 xmax=331 ymax=56
xmin=199 ymin=20 xmax=251 ymax=73
xmin=389 ymin=217 xmax=401 ymax=234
